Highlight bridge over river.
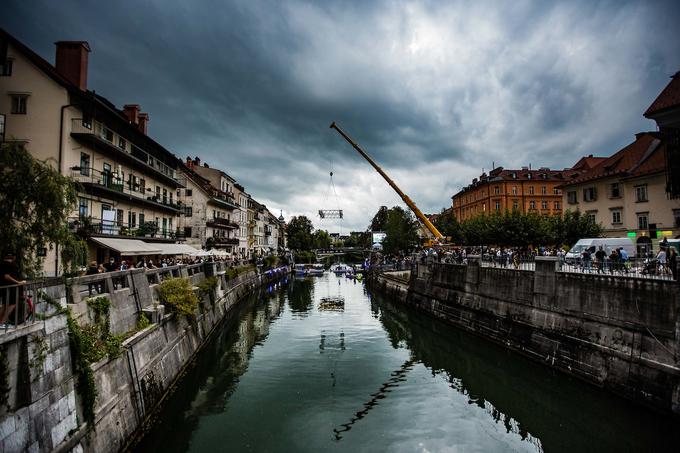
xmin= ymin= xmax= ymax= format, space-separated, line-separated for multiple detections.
xmin=136 ymin=272 xmax=679 ymax=452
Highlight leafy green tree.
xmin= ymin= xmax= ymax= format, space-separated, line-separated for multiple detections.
xmin=286 ymin=215 xmax=314 ymax=250
xmin=433 ymin=209 xmax=463 ymax=243
xmin=369 ymin=206 xmax=389 ymax=232
xmin=380 ymin=206 xmax=420 ymax=254
xmin=0 ymin=143 xmax=86 ymax=277
xmin=313 ymin=229 xmax=332 ymax=249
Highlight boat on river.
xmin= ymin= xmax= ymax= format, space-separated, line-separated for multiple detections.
xmin=331 ymin=263 xmax=351 ymax=275
xmin=307 ymin=263 xmax=325 ymax=275
xmin=294 ymin=264 xmax=307 ymax=276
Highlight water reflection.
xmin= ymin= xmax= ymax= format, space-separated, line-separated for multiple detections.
xmin=137 ymin=276 xmax=680 ymax=453
xmin=372 ymin=290 xmax=680 ymax=453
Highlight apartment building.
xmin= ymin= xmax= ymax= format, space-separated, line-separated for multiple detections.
xmin=560 ymin=72 xmax=680 ymax=254
xmin=451 ymin=166 xmax=569 ymax=221
xmin=180 ymin=158 xmax=240 ymax=255
xmin=0 ymin=30 xmax=184 ymax=274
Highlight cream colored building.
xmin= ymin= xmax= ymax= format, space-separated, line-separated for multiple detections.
xmin=180 ymin=158 xmax=240 ymax=254
xmin=561 ymin=132 xmax=679 ymax=255
xmin=1 ymin=31 xmax=183 ymax=275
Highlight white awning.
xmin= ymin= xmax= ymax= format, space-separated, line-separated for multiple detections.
xmin=89 ymin=237 xmax=162 ymax=256
xmin=148 ymin=243 xmax=201 ymax=255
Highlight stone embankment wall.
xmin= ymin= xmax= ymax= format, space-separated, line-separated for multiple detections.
xmin=0 ymin=263 xmax=289 ymax=453
xmin=372 ymin=257 xmax=680 ymax=415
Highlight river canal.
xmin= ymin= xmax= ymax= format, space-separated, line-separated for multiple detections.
xmin=136 ymin=273 xmax=679 ymax=452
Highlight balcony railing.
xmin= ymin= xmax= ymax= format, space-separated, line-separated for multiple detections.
xmin=210 ymin=237 xmax=239 ymax=245
xmin=71 ymin=118 xmax=178 ymax=182
xmin=69 ymin=216 xmax=184 ymax=240
xmin=207 ymin=217 xmax=239 ymax=228
xmin=71 ymin=167 xmax=181 ymax=212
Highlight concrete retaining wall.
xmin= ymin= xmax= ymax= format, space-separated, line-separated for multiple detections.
xmin=372 ymin=258 xmax=680 ymax=414
xmin=0 ymin=264 xmax=290 ymax=453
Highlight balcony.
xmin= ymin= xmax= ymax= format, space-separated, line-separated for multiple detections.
xmin=206 ymin=217 xmax=239 ymax=229
xmin=69 ymin=217 xmax=184 ymax=241
xmin=210 ymin=237 xmax=239 ymax=246
xmin=71 ymin=118 xmax=181 ymax=187
xmin=71 ymin=167 xmax=181 ymax=214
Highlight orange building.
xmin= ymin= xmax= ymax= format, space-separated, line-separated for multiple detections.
xmin=452 ymin=166 xmax=577 ymax=221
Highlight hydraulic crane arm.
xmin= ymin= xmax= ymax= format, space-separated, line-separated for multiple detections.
xmin=330 ymin=122 xmax=443 ymax=240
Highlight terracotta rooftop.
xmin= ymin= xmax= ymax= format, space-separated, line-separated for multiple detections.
xmin=562 ymin=132 xmax=665 ymax=186
xmin=644 ymin=71 xmax=680 ymax=118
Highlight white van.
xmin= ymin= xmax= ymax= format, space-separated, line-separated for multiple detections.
xmin=565 ymin=238 xmax=636 ymax=263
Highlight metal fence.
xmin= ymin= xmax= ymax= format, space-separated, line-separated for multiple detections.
xmin=559 ymin=257 xmax=676 ymax=280
xmin=0 ymin=279 xmax=62 ymax=333
xmin=480 ymin=254 xmax=535 ymax=271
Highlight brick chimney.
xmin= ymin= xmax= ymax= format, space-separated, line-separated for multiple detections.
xmin=185 ymin=156 xmax=194 ymax=169
xmin=55 ymin=41 xmax=91 ymax=90
xmin=123 ymin=104 xmax=140 ymax=125
xmin=138 ymin=112 xmax=149 ymax=134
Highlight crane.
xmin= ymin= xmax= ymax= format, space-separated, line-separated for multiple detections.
xmin=329 ymin=122 xmax=444 ymax=243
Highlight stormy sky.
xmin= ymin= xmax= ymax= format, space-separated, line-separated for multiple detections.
xmin=4 ymin=0 xmax=680 ymax=232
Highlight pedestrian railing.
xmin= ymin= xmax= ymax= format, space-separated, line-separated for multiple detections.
xmin=559 ymin=258 xmax=676 ymax=280
xmin=0 ymin=279 xmax=63 ymax=333
xmin=480 ymin=254 xmax=535 ymax=271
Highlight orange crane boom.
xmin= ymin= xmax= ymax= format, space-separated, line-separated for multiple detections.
xmin=330 ymin=122 xmax=443 ymax=241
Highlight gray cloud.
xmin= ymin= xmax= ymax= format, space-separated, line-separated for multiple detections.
xmin=4 ymin=0 xmax=680 ymax=231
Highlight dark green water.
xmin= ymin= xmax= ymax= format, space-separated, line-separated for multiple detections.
xmin=136 ymin=274 xmax=679 ymax=452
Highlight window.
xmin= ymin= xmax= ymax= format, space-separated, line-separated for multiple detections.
xmin=635 ymin=185 xmax=648 ymax=202
xmin=529 ymin=201 xmax=536 ymax=210
xmin=588 ymin=213 xmax=597 ymax=224
xmin=102 ymin=127 xmax=113 ymax=142
xmin=116 ymin=209 xmax=124 ymax=227
xmin=553 ymin=187 xmax=559 ymax=195
xmin=529 ymin=186 xmax=535 ymax=195
xmin=638 ymin=213 xmax=648 ymax=230
xmin=567 ymin=191 xmax=578 ymax=204
xmin=78 ymin=198 xmax=88 ymax=218
xmin=674 ymin=209 xmax=680 ymax=228
xmin=118 ymin=137 xmax=126 ymax=150
xmin=511 ymin=186 xmax=518 ymax=195
xmin=583 ymin=187 xmax=597 ymax=202
xmin=610 ymin=183 xmax=620 ymax=198
xmin=155 ymin=186 xmax=161 ymax=200
xmin=495 ymin=200 xmax=500 ymax=211
xmin=494 ymin=186 xmax=500 ymax=195
xmin=0 ymin=59 xmax=13 ymax=76
xmin=138 ymin=213 xmax=145 ymax=226
xmin=541 ymin=200 xmax=548 ymax=210
xmin=80 ymin=153 xmax=90 ymax=176
xmin=541 ymin=186 xmax=547 ymax=195
xmin=185 ymin=206 xmax=193 ymax=217
xmin=128 ymin=211 xmax=136 ymax=228
xmin=162 ymin=189 xmax=168 ymax=204
xmin=554 ymin=201 xmax=561 ymax=210
xmin=0 ymin=114 xmax=4 ymax=142
xmin=184 ymin=227 xmax=193 ymax=238
xmin=186 ymin=189 xmax=193 ymax=197
xmin=11 ymin=95 xmax=27 ymax=114
xmin=139 ymin=178 xmax=145 ymax=194
xmin=612 ymin=210 xmax=622 ymax=224
xmin=102 ymin=163 xmax=112 ymax=187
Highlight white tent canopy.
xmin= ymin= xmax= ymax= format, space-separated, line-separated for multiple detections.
xmin=147 ymin=243 xmax=201 ymax=256
xmin=89 ymin=237 xmax=162 ymax=256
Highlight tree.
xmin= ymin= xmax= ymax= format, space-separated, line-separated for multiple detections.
xmin=0 ymin=143 xmax=86 ymax=277
xmin=286 ymin=216 xmax=314 ymax=250
xmin=313 ymin=230 xmax=332 ymax=249
xmin=433 ymin=208 xmax=463 ymax=243
xmin=380 ymin=206 xmax=420 ymax=254
xmin=369 ymin=206 xmax=389 ymax=232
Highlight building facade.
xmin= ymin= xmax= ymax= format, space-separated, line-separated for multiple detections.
xmin=451 ymin=167 xmax=568 ymax=221
xmin=1 ymin=31 xmax=184 ymax=274
xmin=559 ymin=73 xmax=680 ymax=254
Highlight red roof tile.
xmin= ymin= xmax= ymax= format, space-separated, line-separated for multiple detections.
xmin=644 ymin=71 xmax=680 ymax=118
xmin=562 ymin=133 xmax=664 ymax=186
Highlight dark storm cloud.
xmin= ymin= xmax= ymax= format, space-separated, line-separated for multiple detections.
xmin=4 ymin=0 xmax=680 ymax=230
